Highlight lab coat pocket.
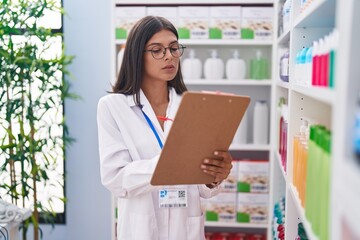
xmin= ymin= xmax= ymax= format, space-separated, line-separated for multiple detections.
xmin=186 ymin=214 xmax=205 ymax=240
xmin=130 ymin=212 xmax=158 ymax=240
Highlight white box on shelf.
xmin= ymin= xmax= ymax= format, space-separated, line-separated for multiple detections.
xmin=236 ymin=193 xmax=268 ymax=224
xmin=220 ymin=160 xmax=239 ymax=193
xmin=114 ymin=7 xmax=146 ymax=39
xmin=146 ymin=7 xmax=178 ymax=27
xmin=209 ymin=6 xmax=241 ymax=39
xmin=178 ymin=6 xmax=209 ymax=39
xmin=202 ymin=192 xmax=237 ymax=223
xmin=237 ymin=160 xmax=269 ymax=193
xmin=241 ymin=7 xmax=273 ymax=40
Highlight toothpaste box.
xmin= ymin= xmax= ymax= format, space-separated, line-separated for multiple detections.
xmin=237 ymin=193 xmax=268 ymax=224
xmin=237 ymin=160 xmax=269 ymax=193
xmin=178 ymin=6 xmax=209 ymax=39
xmin=209 ymin=6 xmax=242 ymax=39
xmin=241 ymin=7 xmax=273 ymax=40
xmin=114 ymin=7 xmax=146 ymax=39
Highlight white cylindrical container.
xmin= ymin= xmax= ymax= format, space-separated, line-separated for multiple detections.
xmin=182 ymin=49 xmax=202 ymax=80
xmin=232 ymin=110 xmax=248 ymax=144
xmin=253 ymin=100 xmax=269 ymax=144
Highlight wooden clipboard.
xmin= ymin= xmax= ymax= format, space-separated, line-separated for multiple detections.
xmin=150 ymin=91 xmax=250 ymax=185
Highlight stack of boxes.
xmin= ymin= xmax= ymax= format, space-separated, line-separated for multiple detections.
xmin=202 ymin=160 xmax=269 ymax=225
xmin=114 ymin=6 xmax=273 ymax=40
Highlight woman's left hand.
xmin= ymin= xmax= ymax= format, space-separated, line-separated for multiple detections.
xmin=201 ymin=151 xmax=233 ymax=184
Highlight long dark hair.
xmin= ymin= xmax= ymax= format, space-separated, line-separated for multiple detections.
xmin=112 ymin=16 xmax=187 ymax=105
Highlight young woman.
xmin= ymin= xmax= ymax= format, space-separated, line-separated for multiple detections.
xmin=97 ymin=16 xmax=233 ymax=240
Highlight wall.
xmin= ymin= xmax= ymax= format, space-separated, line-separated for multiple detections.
xmin=36 ymin=0 xmax=112 ymax=239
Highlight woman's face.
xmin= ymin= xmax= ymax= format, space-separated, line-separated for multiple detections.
xmin=142 ymin=29 xmax=180 ymax=85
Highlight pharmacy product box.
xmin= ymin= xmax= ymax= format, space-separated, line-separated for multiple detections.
xmin=209 ymin=6 xmax=241 ymax=39
xmin=114 ymin=7 xmax=146 ymax=39
xmin=146 ymin=7 xmax=178 ymax=28
xmin=221 ymin=160 xmax=238 ymax=192
xmin=203 ymin=192 xmax=236 ymax=222
xmin=237 ymin=160 xmax=269 ymax=193
xmin=237 ymin=193 xmax=268 ymax=224
xmin=241 ymin=7 xmax=273 ymax=40
xmin=178 ymin=6 xmax=209 ymax=39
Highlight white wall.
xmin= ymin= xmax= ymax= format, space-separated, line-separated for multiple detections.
xmin=37 ymin=0 xmax=112 ymax=239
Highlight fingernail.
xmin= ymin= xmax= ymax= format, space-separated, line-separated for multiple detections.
xmin=214 ymin=151 xmax=218 ymax=155
xmin=204 ymin=159 xmax=209 ymax=163
xmin=201 ymin=165 xmax=206 ymax=169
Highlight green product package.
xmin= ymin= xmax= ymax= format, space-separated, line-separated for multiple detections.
xmin=241 ymin=28 xmax=254 ymax=39
xmin=319 ymin=131 xmax=331 ymax=240
xmin=206 ymin=211 xmax=218 ymax=221
xmin=312 ymin=126 xmax=326 ymax=235
xmin=115 ymin=28 xmax=127 ymax=39
xmin=305 ymin=125 xmax=317 ymax=224
xmin=250 ymin=58 xmax=268 ymax=80
xmin=178 ymin=28 xmax=190 ymax=39
xmin=209 ymin=28 xmax=222 ymax=39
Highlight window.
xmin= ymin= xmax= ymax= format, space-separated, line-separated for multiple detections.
xmin=0 ymin=0 xmax=67 ymax=224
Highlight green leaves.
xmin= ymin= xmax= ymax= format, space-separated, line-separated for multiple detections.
xmin=0 ymin=1 xmax=76 ymax=239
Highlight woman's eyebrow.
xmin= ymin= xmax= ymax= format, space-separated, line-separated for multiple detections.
xmin=147 ymin=40 xmax=179 ymax=47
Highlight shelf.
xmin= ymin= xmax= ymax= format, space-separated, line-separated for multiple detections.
xmin=229 ymin=144 xmax=271 ymax=151
xmin=115 ymin=0 xmax=274 ymax=5
xmin=291 ymin=84 xmax=335 ymax=106
xmin=205 ymin=221 xmax=268 ymax=228
xmin=277 ymin=28 xmax=290 ymax=45
xmin=275 ymin=151 xmax=287 ymax=181
xmin=342 ymin=159 xmax=360 ymax=200
xmin=293 ymin=0 xmax=336 ymax=28
xmin=115 ymin=39 xmax=273 ymax=46
xmin=185 ymin=79 xmax=272 ymax=86
xmin=288 ymin=184 xmax=319 ymax=240
xmin=276 ymin=80 xmax=290 ymax=89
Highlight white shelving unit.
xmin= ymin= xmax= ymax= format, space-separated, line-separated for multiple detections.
xmin=111 ymin=1 xmax=275 ymax=239
xmin=271 ymin=0 xmax=360 ymax=240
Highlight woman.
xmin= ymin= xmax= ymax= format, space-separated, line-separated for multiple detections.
xmin=97 ymin=16 xmax=233 ymax=240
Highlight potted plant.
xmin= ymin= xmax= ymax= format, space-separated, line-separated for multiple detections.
xmin=0 ymin=0 xmax=77 ymax=239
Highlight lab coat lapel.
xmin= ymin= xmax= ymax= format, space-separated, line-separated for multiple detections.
xmin=138 ymin=90 xmax=166 ymax=141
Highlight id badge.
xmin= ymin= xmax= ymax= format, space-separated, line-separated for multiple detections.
xmin=159 ymin=189 xmax=188 ymax=208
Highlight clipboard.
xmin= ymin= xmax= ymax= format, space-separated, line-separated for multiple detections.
xmin=150 ymin=91 xmax=250 ymax=185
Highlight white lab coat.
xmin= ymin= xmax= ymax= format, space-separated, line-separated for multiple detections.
xmin=97 ymin=88 xmax=221 ymax=240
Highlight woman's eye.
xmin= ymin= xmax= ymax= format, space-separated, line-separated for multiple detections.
xmin=151 ymin=48 xmax=162 ymax=53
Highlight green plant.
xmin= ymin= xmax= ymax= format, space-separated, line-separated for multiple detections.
xmin=0 ymin=0 xmax=77 ymax=239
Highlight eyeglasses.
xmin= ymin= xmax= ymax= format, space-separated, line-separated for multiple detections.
xmin=144 ymin=43 xmax=186 ymax=60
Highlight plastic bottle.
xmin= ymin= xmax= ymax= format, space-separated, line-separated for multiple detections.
xmin=250 ymin=50 xmax=269 ymax=80
xmin=282 ymin=0 xmax=291 ymax=31
xmin=253 ymin=100 xmax=269 ymax=144
xmin=305 ymin=47 xmax=313 ymax=86
xmin=233 ymin=110 xmax=248 ymax=144
xmin=204 ymin=49 xmax=224 ymax=80
xmin=311 ymin=41 xmax=319 ymax=86
xmin=299 ymin=47 xmax=308 ymax=85
xmin=226 ymin=50 xmax=246 ymax=80
xmin=279 ymin=50 xmax=289 ymax=82
xmin=182 ymin=49 xmax=202 ymax=80
xmin=329 ymin=30 xmax=338 ymax=88
xmin=319 ymin=130 xmax=331 ymax=240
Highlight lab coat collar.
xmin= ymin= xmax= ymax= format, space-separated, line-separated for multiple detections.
xmin=126 ymin=88 xmax=176 ymax=139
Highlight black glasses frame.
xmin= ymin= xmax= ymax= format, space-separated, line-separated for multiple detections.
xmin=144 ymin=44 xmax=186 ymax=59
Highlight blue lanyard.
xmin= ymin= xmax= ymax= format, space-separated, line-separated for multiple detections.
xmin=141 ymin=110 xmax=163 ymax=149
